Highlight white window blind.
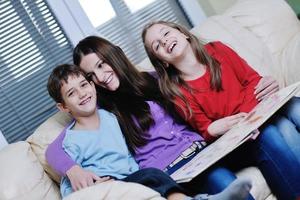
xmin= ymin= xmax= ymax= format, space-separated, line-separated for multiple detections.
xmin=0 ymin=0 xmax=73 ymax=142
xmin=79 ymin=0 xmax=191 ymax=64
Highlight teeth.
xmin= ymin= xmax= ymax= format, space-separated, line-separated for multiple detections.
xmin=169 ymin=42 xmax=176 ymax=52
xmin=105 ymin=74 xmax=113 ymax=84
xmin=80 ymin=97 xmax=90 ymax=105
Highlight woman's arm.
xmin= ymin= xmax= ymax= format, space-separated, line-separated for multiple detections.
xmin=45 ymin=127 xmax=76 ymax=176
xmin=46 ymin=126 xmax=101 ymax=191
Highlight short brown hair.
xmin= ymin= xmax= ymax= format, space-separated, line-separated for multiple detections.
xmin=47 ymin=64 xmax=86 ymax=103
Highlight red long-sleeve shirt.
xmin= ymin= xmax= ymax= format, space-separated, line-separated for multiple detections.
xmin=175 ymin=41 xmax=262 ymax=142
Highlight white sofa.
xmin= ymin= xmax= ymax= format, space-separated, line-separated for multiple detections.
xmin=1 ymin=0 xmax=300 ymax=199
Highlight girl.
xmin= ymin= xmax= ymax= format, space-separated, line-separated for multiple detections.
xmin=47 ymin=36 xmax=298 ymax=200
xmin=142 ymin=20 xmax=300 ymax=199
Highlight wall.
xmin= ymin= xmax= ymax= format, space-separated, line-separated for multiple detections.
xmin=0 ymin=130 xmax=8 ymax=150
xmin=197 ymin=0 xmax=237 ymax=16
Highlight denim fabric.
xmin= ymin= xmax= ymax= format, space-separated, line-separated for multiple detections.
xmin=178 ymin=124 xmax=300 ymax=200
xmin=271 ymin=96 xmax=300 ymax=164
xmin=122 ymin=168 xmax=185 ymax=198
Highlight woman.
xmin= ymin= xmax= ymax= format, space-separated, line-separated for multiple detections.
xmin=142 ymin=20 xmax=300 ymax=199
xmin=47 ymin=36 xmax=297 ymax=200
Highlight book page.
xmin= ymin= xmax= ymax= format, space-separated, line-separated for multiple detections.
xmin=171 ymin=82 xmax=300 ymax=183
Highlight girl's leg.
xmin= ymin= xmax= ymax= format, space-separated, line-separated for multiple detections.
xmin=123 ymin=168 xmax=251 ymax=200
xmin=275 ymin=96 xmax=300 ymax=162
xmin=122 ymin=168 xmax=185 ymax=199
xmin=200 ymin=167 xmax=254 ymax=200
xmin=271 ymin=115 xmax=300 ymax=163
xmin=280 ymin=96 xmax=300 ymax=127
xmin=253 ymin=124 xmax=300 ymax=199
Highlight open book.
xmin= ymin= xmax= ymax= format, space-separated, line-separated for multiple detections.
xmin=171 ymin=82 xmax=300 ymax=183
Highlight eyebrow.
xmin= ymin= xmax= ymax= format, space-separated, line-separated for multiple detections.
xmin=65 ymin=79 xmax=87 ymax=95
xmin=65 ymin=87 xmax=74 ymax=96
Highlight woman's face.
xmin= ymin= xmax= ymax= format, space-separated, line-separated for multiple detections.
xmin=80 ymin=53 xmax=120 ymax=91
xmin=144 ymin=23 xmax=190 ymax=65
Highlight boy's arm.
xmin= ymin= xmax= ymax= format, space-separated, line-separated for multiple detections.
xmin=45 ymin=127 xmax=76 ymax=176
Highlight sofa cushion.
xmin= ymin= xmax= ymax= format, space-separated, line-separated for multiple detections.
xmin=27 ymin=111 xmax=72 ymax=183
xmin=64 ymin=181 xmax=165 ymax=200
xmin=0 ymin=142 xmax=60 ymax=200
xmin=224 ymin=0 xmax=300 ymax=87
xmin=191 ymin=15 xmax=275 ymax=84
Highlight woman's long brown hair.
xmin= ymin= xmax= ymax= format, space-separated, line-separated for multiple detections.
xmin=73 ymin=36 xmax=167 ymax=154
xmin=142 ymin=20 xmax=222 ymax=119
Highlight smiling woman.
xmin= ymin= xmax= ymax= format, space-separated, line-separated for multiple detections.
xmin=80 ymin=54 xmax=120 ymax=91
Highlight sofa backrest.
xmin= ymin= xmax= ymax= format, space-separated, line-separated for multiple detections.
xmin=137 ymin=0 xmax=300 ymax=87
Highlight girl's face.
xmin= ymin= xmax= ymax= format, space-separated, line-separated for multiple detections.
xmin=80 ymin=53 xmax=120 ymax=91
xmin=144 ymin=23 xmax=190 ymax=64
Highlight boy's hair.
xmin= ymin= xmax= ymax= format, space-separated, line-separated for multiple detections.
xmin=47 ymin=64 xmax=86 ymax=103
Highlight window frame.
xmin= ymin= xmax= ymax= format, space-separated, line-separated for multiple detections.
xmin=47 ymin=0 xmax=207 ymax=47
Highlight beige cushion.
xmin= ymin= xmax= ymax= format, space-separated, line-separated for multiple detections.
xmin=0 ymin=142 xmax=60 ymax=200
xmin=27 ymin=111 xmax=72 ymax=183
xmin=224 ymin=0 xmax=300 ymax=87
xmin=191 ymin=15 xmax=276 ymax=85
xmin=64 ymin=181 xmax=165 ymax=200
xmin=281 ymin=34 xmax=300 ymax=86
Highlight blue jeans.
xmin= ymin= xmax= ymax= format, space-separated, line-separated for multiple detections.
xmin=123 ymin=168 xmax=185 ymax=198
xmin=180 ymin=125 xmax=300 ymax=200
xmin=271 ymin=96 xmax=300 ymax=163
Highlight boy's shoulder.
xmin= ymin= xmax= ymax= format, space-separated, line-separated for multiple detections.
xmin=97 ymin=108 xmax=117 ymax=120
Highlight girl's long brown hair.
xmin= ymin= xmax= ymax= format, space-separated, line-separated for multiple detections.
xmin=73 ymin=36 xmax=167 ymax=154
xmin=142 ymin=20 xmax=222 ymax=119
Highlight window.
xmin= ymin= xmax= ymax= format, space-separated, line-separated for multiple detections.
xmin=0 ymin=0 xmax=73 ymax=142
xmin=58 ymin=0 xmax=191 ymax=64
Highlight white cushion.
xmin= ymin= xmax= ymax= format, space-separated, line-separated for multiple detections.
xmin=27 ymin=111 xmax=72 ymax=184
xmin=64 ymin=181 xmax=165 ymax=200
xmin=0 ymin=142 xmax=60 ymax=200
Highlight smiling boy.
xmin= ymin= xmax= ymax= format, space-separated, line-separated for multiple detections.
xmin=47 ymin=64 xmax=205 ymax=200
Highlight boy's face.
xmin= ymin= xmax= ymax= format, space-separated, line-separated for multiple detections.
xmin=57 ymin=74 xmax=97 ymax=118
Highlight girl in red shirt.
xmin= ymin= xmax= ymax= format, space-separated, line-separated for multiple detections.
xmin=142 ymin=20 xmax=300 ymax=200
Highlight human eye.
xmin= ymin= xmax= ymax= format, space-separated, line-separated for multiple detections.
xmin=156 ymin=43 xmax=160 ymax=51
xmin=67 ymin=91 xmax=74 ymax=97
xmin=164 ymin=31 xmax=169 ymax=36
xmin=153 ymin=41 xmax=159 ymax=51
xmin=97 ymin=60 xmax=104 ymax=68
xmin=81 ymin=81 xmax=88 ymax=87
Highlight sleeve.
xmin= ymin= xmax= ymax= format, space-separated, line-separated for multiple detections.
xmin=175 ymin=91 xmax=217 ymax=143
xmin=214 ymin=41 xmax=261 ymax=112
xmin=45 ymin=125 xmax=76 ymax=176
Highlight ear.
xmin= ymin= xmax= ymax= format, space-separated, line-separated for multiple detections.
xmin=56 ymin=102 xmax=70 ymax=113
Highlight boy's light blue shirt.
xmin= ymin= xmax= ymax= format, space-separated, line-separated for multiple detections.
xmin=60 ymin=109 xmax=139 ymax=197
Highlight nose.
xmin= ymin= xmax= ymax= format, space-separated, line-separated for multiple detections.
xmin=160 ymin=38 xmax=168 ymax=47
xmin=93 ymin=70 xmax=104 ymax=84
xmin=78 ymin=89 xmax=87 ymax=99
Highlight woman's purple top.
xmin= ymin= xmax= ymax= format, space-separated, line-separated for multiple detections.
xmin=46 ymin=101 xmax=203 ymax=176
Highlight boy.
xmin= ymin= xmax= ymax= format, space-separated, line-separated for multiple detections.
xmin=47 ymin=64 xmax=251 ymax=200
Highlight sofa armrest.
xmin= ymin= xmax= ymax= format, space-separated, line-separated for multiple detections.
xmin=0 ymin=141 xmax=60 ymax=200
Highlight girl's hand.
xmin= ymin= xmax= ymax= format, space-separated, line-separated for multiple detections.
xmin=66 ymin=165 xmax=101 ymax=191
xmin=207 ymin=113 xmax=247 ymax=137
xmin=255 ymin=76 xmax=279 ymax=101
